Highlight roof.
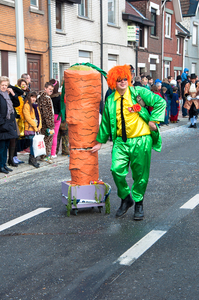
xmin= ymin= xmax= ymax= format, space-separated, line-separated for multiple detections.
xmin=123 ymin=2 xmax=154 ymax=26
xmin=125 ymin=1 xmax=146 ymax=19
xmin=176 ymin=22 xmax=191 ymax=37
xmin=180 ymin=0 xmax=199 ymax=17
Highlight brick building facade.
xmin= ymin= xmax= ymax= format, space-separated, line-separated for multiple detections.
xmin=0 ymin=0 xmax=49 ymax=90
xmin=163 ymin=0 xmax=185 ymax=79
xmin=128 ymin=0 xmax=163 ymax=79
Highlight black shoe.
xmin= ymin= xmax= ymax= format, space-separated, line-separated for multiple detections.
xmin=0 ymin=167 xmax=9 ymax=174
xmin=4 ymin=165 xmax=13 ymax=172
xmin=29 ymin=154 xmax=40 ymax=168
xmin=188 ymin=124 xmax=194 ymax=128
xmin=193 ymin=123 xmax=197 ymax=128
xmin=116 ymin=194 xmax=134 ymax=218
xmin=8 ymin=159 xmax=18 ymax=167
xmin=134 ymin=201 xmax=144 ymax=221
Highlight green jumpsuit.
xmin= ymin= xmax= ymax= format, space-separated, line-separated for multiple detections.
xmin=96 ymin=86 xmax=166 ymax=202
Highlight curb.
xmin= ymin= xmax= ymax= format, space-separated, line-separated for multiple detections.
xmin=0 ymin=116 xmax=190 ymax=181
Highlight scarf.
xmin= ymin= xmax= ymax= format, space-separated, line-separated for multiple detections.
xmin=0 ymin=90 xmax=14 ymax=119
xmin=32 ymin=103 xmax=40 ymax=128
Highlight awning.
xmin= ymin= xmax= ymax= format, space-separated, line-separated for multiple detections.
xmin=122 ymin=13 xmax=155 ymax=27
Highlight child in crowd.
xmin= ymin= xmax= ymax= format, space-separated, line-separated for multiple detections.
xmin=148 ymin=85 xmax=163 ymax=114
xmin=170 ymin=86 xmax=180 ymax=123
xmin=23 ymin=92 xmax=42 ymax=168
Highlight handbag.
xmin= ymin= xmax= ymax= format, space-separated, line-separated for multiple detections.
xmin=32 ymin=134 xmax=46 ymax=157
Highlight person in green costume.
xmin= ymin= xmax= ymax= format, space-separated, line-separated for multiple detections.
xmin=92 ymin=65 xmax=166 ymax=220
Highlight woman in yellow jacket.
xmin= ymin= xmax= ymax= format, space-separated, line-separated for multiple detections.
xmin=23 ymin=91 xmax=42 ymax=168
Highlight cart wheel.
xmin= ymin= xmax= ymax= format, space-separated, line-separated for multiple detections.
xmin=74 ymin=209 xmax=78 ymax=216
xmin=98 ymin=206 xmax=102 ymax=213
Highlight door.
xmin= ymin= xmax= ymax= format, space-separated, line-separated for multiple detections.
xmin=27 ymin=54 xmax=41 ymax=91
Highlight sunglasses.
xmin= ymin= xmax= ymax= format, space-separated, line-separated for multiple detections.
xmin=117 ymin=78 xmax=128 ymax=83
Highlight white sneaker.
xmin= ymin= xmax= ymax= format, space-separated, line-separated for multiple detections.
xmin=43 ymin=156 xmax=53 ymax=164
xmin=51 ymin=155 xmax=57 ymax=159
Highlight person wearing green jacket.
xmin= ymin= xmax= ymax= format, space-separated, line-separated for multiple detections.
xmin=92 ymin=65 xmax=166 ymax=220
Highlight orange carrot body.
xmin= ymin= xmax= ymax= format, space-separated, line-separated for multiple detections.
xmin=64 ymin=67 xmax=101 ymax=185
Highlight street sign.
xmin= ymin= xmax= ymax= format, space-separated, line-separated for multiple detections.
xmin=136 ymin=26 xmax=140 ymax=42
xmin=127 ymin=26 xmax=136 ymax=41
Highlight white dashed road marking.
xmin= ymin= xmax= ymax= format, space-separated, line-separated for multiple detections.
xmin=180 ymin=194 xmax=199 ymax=210
xmin=0 ymin=208 xmax=51 ymax=232
xmin=115 ymin=230 xmax=167 ymax=266
xmin=116 ymin=194 xmax=199 ymax=266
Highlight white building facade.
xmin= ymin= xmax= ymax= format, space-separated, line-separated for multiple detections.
xmin=51 ymin=0 xmax=136 ymax=92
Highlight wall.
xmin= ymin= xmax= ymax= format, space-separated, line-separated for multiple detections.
xmin=0 ymin=0 xmax=49 ymax=87
xmin=131 ymin=0 xmax=162 ymax=79
xmin=181 ymin=11 xmax=199 ymax=76
xmin=51 ymin=0 xmax=135 ymax=93
xmin=164 ymin=1 xmax=184 ymax=78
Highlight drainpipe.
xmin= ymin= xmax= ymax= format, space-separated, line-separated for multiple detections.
xmin=48 ymin=0 xmax=53 ymax=79
xmin=100 ymin=0 xmax=104 ymax=104
xmin=15 ymin=0 xmax=26 ymax=78
xmin=161 ymin=0 xmax=166 ymax=79
xmin=135 ymin=42 xmax=138 ymax=76
xmin=182 ymin=38 xmax=185 ymax=72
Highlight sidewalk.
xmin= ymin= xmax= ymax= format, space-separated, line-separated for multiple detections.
xmin=0 ymin=114 xmax=190 ymax=180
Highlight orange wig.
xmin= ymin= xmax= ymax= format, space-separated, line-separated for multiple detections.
xmin=107 ymin=65 xmax=132 ymax=90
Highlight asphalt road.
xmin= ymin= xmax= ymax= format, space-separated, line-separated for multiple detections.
xmin=0 ymin=122 xmax=199 ymax=300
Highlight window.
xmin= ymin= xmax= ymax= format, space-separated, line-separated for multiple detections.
xmin=177 ymin=38 xmax=180 ymax=54
xmin=30 ymin=0 xmax=39 ymax=8
xmin=164 ymin=61 xmax=170 ymax=78
xmin=108 ymin=0 xmax=116 ymax=24
xmin=174 ymin=70 xmax=177 ymax=80
xmin=59 ymin=63 xmax=70 ymax=84
xmin=139 ymin=25 xmax=144 ymax=47
xmin=192 ymin=63 xmax=196 ymax=74
xmin=56 ymin=1 xmax=62 ymax=30
xmin=78 ymin=0 xmax=89 ymax=18
xmin=192 ymin=25 xmax=197 ymax=45
xmin=53 ymin=63 xmax=58 ymax=80
xmin=185 ymin=39 xmax=188 ymax=55
xmin=151 ymin=8 xmax=156 ymax=36
xmin=165 ymin=13 xmax=171 ymax=38
xmin=108 ymin=54 xmax=117 ymax=70
xmin=79 ymin=50 xmax=91 ymax=63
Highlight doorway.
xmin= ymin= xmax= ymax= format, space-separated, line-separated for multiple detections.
xmin=27 ymin=54 xmax=41 ymax=91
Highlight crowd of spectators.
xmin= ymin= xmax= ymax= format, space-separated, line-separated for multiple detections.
xmin=0 ymin=74 xmax=68 ymax=174
xmin=0 ymin=66 xmax=194 ymax=174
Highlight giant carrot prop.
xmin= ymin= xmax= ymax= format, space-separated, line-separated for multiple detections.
xmin=64 ymin=65 xmax=101 ymax=185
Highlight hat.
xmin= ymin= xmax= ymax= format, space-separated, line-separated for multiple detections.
xmin=177 ymin=75 xmax=181 ymax=80
xmin=154 ymin=78 xmax=162 ymax=84
xmin=190 ymin=73 xmax=197 ymax=79
xmin=170 ymin=79 xmax=177 ymax=86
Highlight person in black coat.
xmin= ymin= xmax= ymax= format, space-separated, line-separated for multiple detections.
xmin=0 ymin=76 xmax=19 ymax=174
xmin=162 ymin=78 xmax=173 ymax=125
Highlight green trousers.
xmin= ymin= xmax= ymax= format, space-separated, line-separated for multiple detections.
xmin=111 ymin=135 xmax=152 ymax=202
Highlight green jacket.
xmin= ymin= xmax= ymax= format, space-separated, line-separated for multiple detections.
xmin=96 ymin=86 xmax=166 ymax=152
